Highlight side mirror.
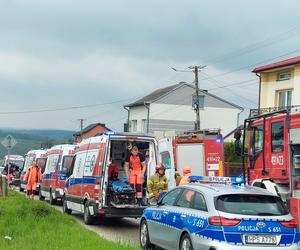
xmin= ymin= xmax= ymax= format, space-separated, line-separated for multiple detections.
xmin=234 ymin=128 xmax=242 ymax=156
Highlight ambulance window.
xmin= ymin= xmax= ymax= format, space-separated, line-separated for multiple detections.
xmin=36 ymin=158 xmax=47 ymax=174
xmin=62 ymin=156 xmax=74 ymax=173
xmin=271 ymin=121 xmax=284 ymax=153
xmin=251 ymin=125 xmax=263 ymax=154
xmin=161 ymin=151 xmax=171 ymax=169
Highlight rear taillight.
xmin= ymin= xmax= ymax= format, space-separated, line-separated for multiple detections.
xmin=208 ymin=216 xmax=241 ymax=226
xmin=280 ymin=219 xmax=299 ymax=228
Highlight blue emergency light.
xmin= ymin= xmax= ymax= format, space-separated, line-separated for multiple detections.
xmin=188 ymin=175 xmax=244 ymax=185
xmin=104 ymin=131 xmax=119 ymax=136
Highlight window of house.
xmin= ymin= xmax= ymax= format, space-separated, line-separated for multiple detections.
xmin=272 ymin=121 xmax=284 ymax=153
xmin=277 ymin=71 xmax=291 ymax=81
xmin=130 ymin=120 xmax=137 ymax=132
xmin=277 ymin=89 xmax=292 ymax=108
xmin=141 ymin=119 xmax=147 ymax=133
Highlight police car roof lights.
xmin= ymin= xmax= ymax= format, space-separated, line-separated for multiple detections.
xmin=188 ymin=175 xmax=244 ymax=185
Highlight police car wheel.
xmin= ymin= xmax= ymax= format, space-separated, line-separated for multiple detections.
xmin=84 ymin=204 xmax=94 ymax=225
xmin=140 ymin=220 xmax=154 ymax=250
xmin=62 ymin=197 xmax=72 ymax=215
xmin=180 ymin=234 xmax=193 ymax=250
xmin=49 ymin=191 xmax=56 ymax=205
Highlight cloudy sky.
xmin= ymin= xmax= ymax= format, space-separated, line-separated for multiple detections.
xmin=1 ymin=0 xmax=300 ymax=131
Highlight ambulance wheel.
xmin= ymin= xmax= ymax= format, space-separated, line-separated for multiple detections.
xmin=49 ymin=190 xmax=56 ymax=205
xmin=180 ymin=233 xmax=193 ymax=250
xmin=38 ymin=189 xmax=45 ymax=201
xmin=19 ymin=187 xmax=24 ymax=192
xmin=84 ymin=203 xmax=95 ymax=225
xmin=62 ymin=196 xmax=72 ymax=214
xmin=140 ymin=220 xmax=154 ymax=250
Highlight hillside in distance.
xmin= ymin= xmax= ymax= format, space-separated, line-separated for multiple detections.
xmin=0 ymin=128 xmax=75 ymax=159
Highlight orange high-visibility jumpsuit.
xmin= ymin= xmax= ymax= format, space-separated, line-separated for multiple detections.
xmin=24 ymin=165 xmax=41 ymax=191
xmin=128 ymin=154 xmax=144 ymax=199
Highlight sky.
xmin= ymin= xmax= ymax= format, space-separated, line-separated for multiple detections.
xmin=1 ymin=0 xmax=300 ymax=132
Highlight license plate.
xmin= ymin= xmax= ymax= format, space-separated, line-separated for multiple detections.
xmin=244 ymin=235 xmax=278 ymax=245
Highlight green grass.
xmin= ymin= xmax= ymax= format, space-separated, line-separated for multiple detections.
xmin=0 ymin=192 xmax=138 ymax=250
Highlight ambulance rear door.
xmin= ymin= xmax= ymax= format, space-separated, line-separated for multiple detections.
xmin=158 ymin=138 xmax=175 ymax=189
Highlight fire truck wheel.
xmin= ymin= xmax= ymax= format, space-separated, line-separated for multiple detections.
xmin=38 ymin=189 xmax=45 ymax=200
xmin=49 ymin=190 xmax=56 ymax=205
xmin=84 ymin=203 xmax=95 ymax=225
xmin=62 ymin=196 xmax=72 ymax=215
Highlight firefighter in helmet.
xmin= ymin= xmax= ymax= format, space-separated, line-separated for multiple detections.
xmin=179 ymin=165 xmax=192 ymax=185
xmin=147 ymin=163 xmax=168 ymax=203
xmin=124 ymin=145 xmax=146 ymax=203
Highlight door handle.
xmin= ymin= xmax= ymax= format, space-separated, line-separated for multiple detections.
xmin=180 ymin=214 xmax=187 ymax=219
xmin=163 ymin=211 xmax=168 ymax=215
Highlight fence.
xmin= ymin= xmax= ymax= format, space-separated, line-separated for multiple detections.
xmin=0 ymin=175 xmax=8 ymax=197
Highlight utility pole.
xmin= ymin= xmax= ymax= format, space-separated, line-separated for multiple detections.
xmin=78 ymin=119 xmax=86 ymax=140
xmin=188 ymin=65 xmax=206 ymax=131
xmin=172 ymin=65 xmax=206 ymax=131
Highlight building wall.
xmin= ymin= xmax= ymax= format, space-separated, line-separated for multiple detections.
xmin=260 ymin=65 xmax=300 ymax=108
xmin=128 ymin=103 xmax=240 ymax=136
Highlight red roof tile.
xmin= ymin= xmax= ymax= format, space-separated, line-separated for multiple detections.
xmin=253 ymin=55 xmax=300 ymax=73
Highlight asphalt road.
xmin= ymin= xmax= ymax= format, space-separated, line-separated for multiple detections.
xmin=53 ymin=204 xmax=141 ymax=247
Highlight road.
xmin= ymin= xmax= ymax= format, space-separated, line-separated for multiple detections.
xmin=53 ymin=204 xmax=141 ymax=247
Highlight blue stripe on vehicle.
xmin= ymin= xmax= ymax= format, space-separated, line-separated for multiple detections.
xmin=65 ymin=177 xmax=101 ymax=188
xmin=143 ymin=207 xmax=300 ymax=245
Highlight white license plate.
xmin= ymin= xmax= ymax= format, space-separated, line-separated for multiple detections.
xmin=244 ymin=235 xmax=278 ymax=245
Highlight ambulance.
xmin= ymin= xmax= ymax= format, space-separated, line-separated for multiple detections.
xmin=62 ymin=132 xmax=173 ymax=224
xmin=19 ymin=149 xmax=48 ymax=192
xmin=39 ymin=144 xmax=76 ymax=204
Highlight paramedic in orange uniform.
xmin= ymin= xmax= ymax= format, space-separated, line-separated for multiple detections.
xmin=24 ymin=161 xmax=42 ymax=200
xmin=124 ymin=145 xmax=146 ymax=202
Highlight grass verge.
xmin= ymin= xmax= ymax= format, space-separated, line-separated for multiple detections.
xmin=0 ymin=191 xmax=139 ymax=250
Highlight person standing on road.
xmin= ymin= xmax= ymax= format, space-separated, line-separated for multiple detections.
xmin=147 ymin=163 xmax=168 ymax=204
xmin=179 ymin=165 xmax=192 ymax=185
xmin=24 ymin=161 xmax=42 ymax=200
xmin=124 ymin=145 xmax=146 ymax=204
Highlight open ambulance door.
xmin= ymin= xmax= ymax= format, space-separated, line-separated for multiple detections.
xmin=158 ymin=138 xmax=176 ymax=189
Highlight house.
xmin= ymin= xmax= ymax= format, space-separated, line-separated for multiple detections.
xmin=73 ymin=123 xmax=111 ymax=143
xmin=253 ymin=55 xmax=300 ymax=110
xmin=124 ymin=82 xmax=243 ymax=138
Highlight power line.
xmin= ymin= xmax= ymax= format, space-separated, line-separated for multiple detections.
xmin=207 ymin=78 xmax=257 ymax=91
xmin=202 ymin=26 xmax=300 ymax=65
xmin=201 ymin=71 xmax=257 ymax=106
xmin=0 ymin=97 xmax=139 ymax=115
xmin=201 ymin=48 xmax=300 ymax=81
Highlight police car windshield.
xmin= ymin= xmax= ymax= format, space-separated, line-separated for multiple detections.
xmin=215 ymin=194 xmax=288 ymax=216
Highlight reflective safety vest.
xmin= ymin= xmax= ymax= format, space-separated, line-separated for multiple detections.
xmin=147 ymin=173 xmax=168 ymax=199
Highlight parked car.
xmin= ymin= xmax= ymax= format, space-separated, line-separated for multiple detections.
xmin=140 ymin=176 xmax=300 ymax=250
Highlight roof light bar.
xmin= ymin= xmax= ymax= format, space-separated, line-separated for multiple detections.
xmin=188 ymin=176 xmax=244 ymax=185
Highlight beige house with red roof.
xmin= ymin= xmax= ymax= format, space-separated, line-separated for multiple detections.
xmin=253 ymin=56 xmax=300 ymax=110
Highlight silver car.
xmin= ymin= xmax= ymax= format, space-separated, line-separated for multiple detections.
xmin=140 ymin=179 xmax=300 ymax=250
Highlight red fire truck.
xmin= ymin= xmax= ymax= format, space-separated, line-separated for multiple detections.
xmin=239 ymin=107 xmax=300 ymax=223
xmin=159 ymin=129 xmax=224 ymax=187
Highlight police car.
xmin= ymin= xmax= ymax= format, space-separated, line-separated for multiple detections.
xmin=140 ymin=176 xmax=300 ymax=250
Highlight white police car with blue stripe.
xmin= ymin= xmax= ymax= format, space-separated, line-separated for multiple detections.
xmin=140 ymin=176 xmax=300 ymax=250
